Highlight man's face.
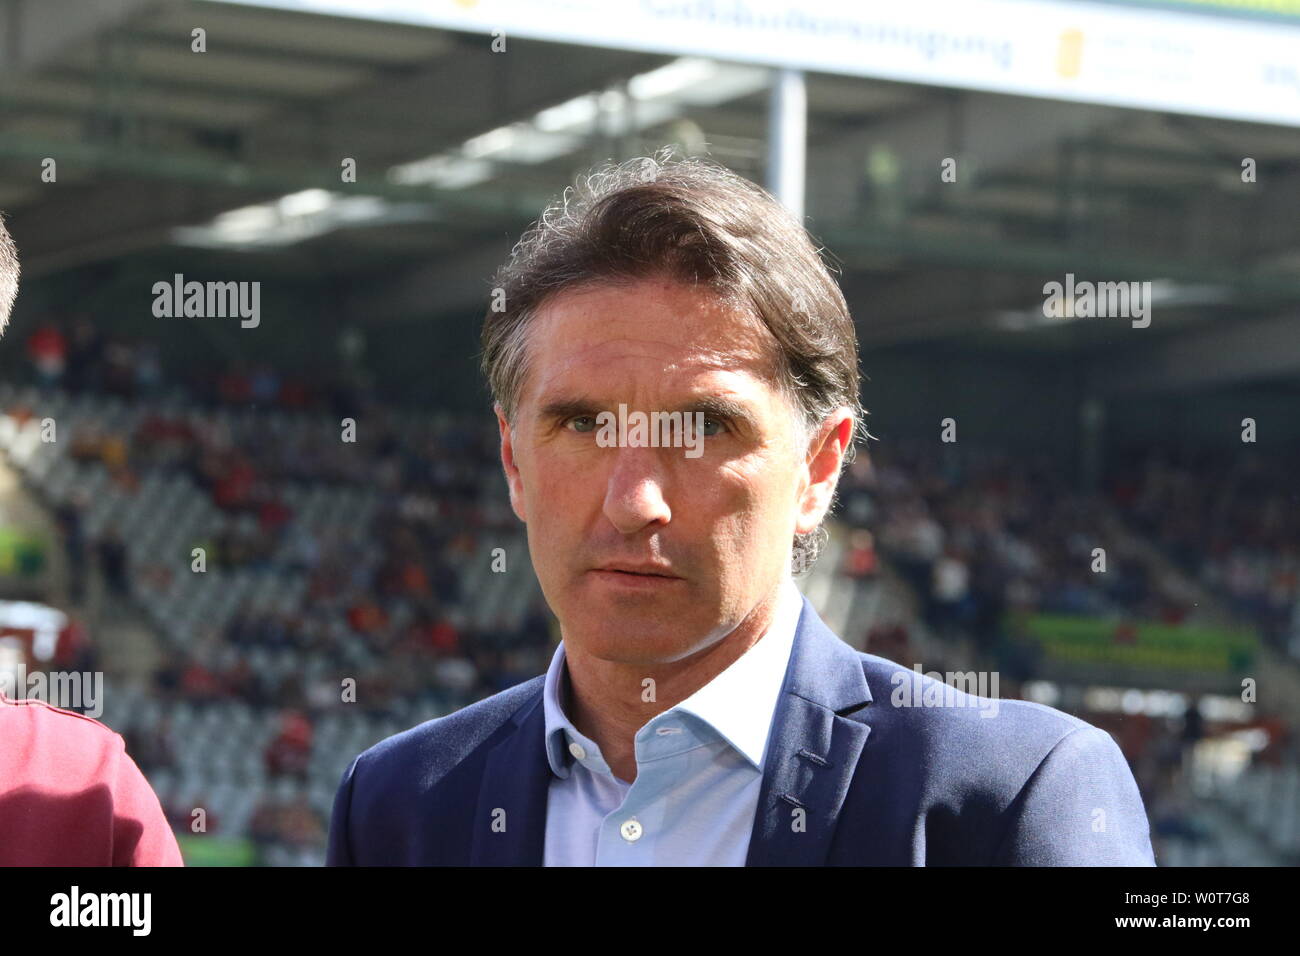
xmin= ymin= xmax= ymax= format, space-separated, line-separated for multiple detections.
xmin=497 ymin=275 xmax=850 ymax=667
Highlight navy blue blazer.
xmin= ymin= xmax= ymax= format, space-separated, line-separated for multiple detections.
xmin=327 ymin=597 xmax=1156 ymax=866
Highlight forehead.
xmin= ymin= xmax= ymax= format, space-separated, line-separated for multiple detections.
xmin=522 ymin=277 xmax=782 ymax=402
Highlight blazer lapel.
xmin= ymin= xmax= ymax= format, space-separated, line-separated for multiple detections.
xmin=746 ymin=598 xmax=874 ymax=866
xmin=469 ymin=691 xmax=550 ymax=866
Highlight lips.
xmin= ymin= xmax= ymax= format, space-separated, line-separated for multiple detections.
xmin=588 ymin=560 xmax=686 ymax=588
xmin=595 ymin=564 xmax=681 ymax=579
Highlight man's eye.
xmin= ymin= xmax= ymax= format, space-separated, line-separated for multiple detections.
xmin=700 ymin=418 xmax=724 ymax=437
xmin=566 ymin=416 xmax=597 ymax=433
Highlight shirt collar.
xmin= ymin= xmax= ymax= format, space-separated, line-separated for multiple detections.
xmin=543 ymin=575 xmax=804 ymax=778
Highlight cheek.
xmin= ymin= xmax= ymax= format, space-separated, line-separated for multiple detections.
xmin=520 ymin=449 xmax=600 ymax=540
xmin=526 ymin=457 xmax=564 ymax=501
xmin=523 ymin=479 xmax=561 ymax=544
xmin=516 ymin=439 xmax=565 ymax=498
xmin=702 ymin=455 xmax=796 ymax=547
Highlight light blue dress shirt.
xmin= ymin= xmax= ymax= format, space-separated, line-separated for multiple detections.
xmin=541 ymin=576 xmax=804 ymax=866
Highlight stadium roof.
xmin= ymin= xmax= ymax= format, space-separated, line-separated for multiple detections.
xmin=2 ymin=0 xmax=1299 ymax=394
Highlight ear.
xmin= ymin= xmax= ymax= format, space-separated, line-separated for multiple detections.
xmin=795 ymin=407 xmax=855 ymax=535
xmin=496 ymin=403 xmax=528 ymax=523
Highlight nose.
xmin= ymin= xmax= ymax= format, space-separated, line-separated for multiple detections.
xmin=602 ymin=445 xmax=672 ymax=535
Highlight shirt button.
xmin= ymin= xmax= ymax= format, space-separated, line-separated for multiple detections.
xmin=568 ymin=741 xmax=586 ymax=761
xmin=620 ymin=819 xmax=643 ymax=843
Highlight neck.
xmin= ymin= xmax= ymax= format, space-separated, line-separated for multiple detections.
xmin=562 ymin=581 xmax=787 ymax=784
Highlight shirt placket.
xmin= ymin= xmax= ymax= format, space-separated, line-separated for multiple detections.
xmin=592 ymin=714 xmax=707 ymax=865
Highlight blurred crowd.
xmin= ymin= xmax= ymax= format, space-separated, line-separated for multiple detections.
xmin=1113 ymin=445 xmax=1300 ymax=657
xmin=21 ymin=322 xmax=558 ymax=859
xmin=836 ymin=440 xmax=1197 ymax=656
xmin=834 ymin=438 xmax=1298 ymax=662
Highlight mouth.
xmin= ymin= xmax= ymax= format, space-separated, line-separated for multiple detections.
xmin=588 ymin=565 xmax=685 ymax=587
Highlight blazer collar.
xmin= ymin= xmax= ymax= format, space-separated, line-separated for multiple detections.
xmin=744 ymin=595 xmax=874 ymax=866
xmin=468 ymin=595 xmax=873 ymax=866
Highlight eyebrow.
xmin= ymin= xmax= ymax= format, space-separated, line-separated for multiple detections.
xmin=537 ymin=398 xmax=596 ymax=422
xmin=536 ymin=395 xmax=760 ymax=431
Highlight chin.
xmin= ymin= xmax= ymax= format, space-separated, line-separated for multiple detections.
xmin=562 ymin=607 xmax=721 ymax=665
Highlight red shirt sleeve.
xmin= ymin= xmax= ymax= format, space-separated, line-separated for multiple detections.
xmin=0 ymin=691 xmax=183 ymax=866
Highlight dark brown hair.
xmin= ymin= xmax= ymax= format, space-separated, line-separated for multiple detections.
xmin=0 ymin=214 xmax=17 ymax=336
xmin=480 ymin=148 xmax=865 ymax=567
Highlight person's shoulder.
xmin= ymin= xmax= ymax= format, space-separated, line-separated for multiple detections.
xmin=0 ymin=692 xmax=181 ymax=866
xmin=842 ymin=651 xmax=1151 ymax=865
xmin=848 ymin=650 xmax=1129 ymax=816
xmin=852 ymin=650 xmax=1099 ymax=759
xmin=0 ymin=690 xmax=126 ymax=773
xmin=351 ymin=675 xmax=544 ymax=785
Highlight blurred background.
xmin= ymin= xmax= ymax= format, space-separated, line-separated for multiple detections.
xmin=0 ymin=0 xmax=1298 ymax=866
